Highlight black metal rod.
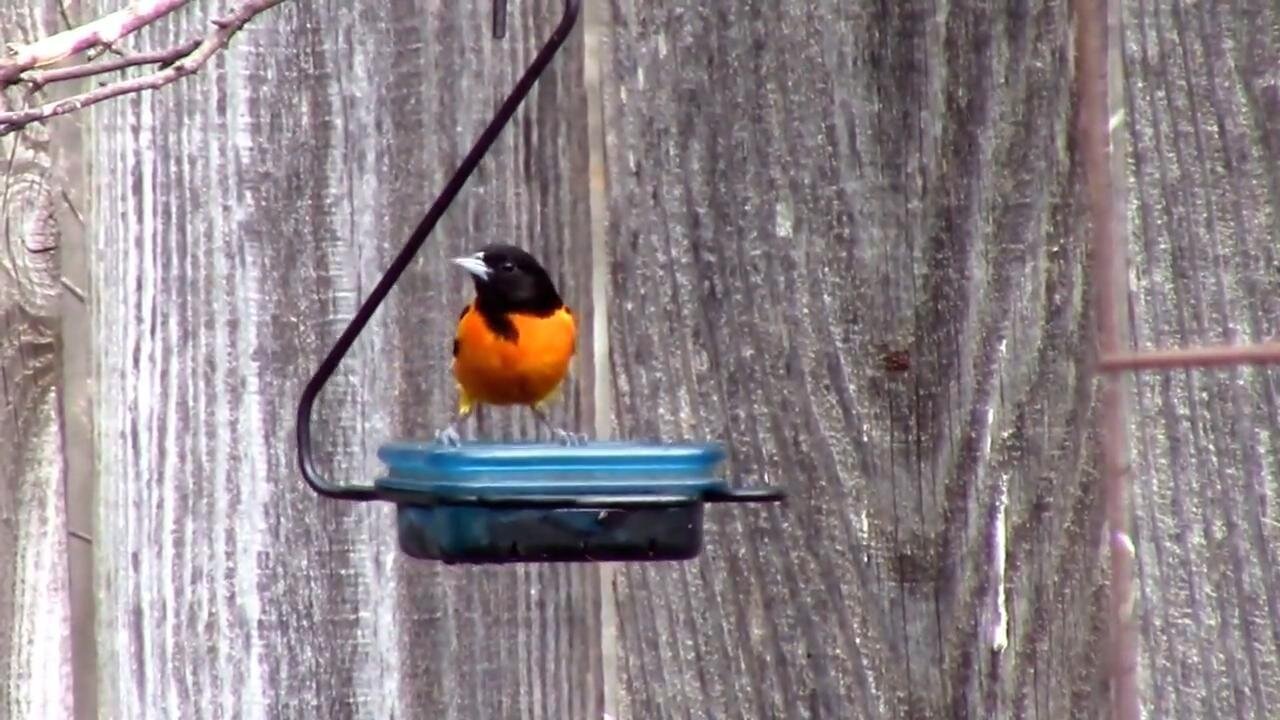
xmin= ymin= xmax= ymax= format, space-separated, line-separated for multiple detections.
xmin=493 ymin=0 xmax=508 ymax=39
xmin=701 ymin=487 xmax=787 ymax=503
xmin=296 ymin=0 xmax=581 ymax=501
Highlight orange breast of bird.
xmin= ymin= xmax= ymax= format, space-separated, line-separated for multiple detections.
xmin=451 ymin=304 xmax=576 ymax=408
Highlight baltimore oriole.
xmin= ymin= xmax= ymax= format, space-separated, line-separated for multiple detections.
xmin=436 ymin=244 xmax=581 ymax=445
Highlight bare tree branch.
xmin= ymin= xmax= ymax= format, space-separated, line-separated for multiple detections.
xmin=0 ymin=0 xmax=191 ymax=85
xmin=0 ymin=0 xmax=289 ymax=136
xmin=24 ymin=39 xmax=200 ymax=89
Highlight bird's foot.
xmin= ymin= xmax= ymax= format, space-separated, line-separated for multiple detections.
xmin=551 ymin=429 xmax=589 ymax=446
xmin=435 ymin=424 xmax=463 ymax=447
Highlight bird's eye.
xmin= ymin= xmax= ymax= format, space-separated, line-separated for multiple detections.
xmin=500 ymin=262 xmax=516 ymax=273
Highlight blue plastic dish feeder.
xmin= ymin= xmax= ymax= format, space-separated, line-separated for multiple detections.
xmin=292 ymin=0 xmax=784 ymax=566
xmin=375 ymin=441 xmax=784 ymax=564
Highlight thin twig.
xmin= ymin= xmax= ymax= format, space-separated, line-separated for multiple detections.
xmin=55 ymin=0 xmax=77 ymax=34
xmin=0 ymin=0 xmax=289 ymax=135
xmin=1100 ymin=342 xmax=1280 ymax=371
xmin=23 ymin=38 xmax=201 ymax=89
xmin=0 ymin=0 xmax=191 ymax=85
xmin=60 ymin=189 xmax=83 ymax=227
xmin=1075 ymin=0 xmax=1140 ymax=716
xmin=60 ymin=276 xmax=86 ymax=303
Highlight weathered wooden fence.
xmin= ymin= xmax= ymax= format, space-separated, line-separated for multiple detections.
xmin=2 ymin=0 xmax=1278 ymax=718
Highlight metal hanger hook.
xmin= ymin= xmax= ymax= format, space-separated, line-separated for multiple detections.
xmin=296 ymin=0 xmax=582 ymax=501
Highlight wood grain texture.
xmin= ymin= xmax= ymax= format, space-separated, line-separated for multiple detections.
xmin=0 ymin=6 xmax=75 ymax=718
xmin=1122 ymin=0 xmax=1280 ymax=716
xmin=595 ymin=1 xmax=1188 ymax=717
xmin=88 ymin=1 xmax=599 ymax=718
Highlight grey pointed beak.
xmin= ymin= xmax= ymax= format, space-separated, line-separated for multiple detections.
xmin=452 ymin=253 xmax=491 ymax=280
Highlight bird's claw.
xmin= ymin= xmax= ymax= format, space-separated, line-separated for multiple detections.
xmin=435 ymin=424 xmax=462 ymax=447
xmin=552 ymin=429 xmax=589 ymax=446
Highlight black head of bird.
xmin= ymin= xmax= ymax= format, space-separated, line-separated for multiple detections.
xmin=452 ymin=244 xmax=563 ymax=317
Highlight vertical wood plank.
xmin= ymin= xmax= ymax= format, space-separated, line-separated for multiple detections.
xmin=89 ymin=1 xmax=599 ymax=718
xmin=1122 ymin=0 xmax=1280 ymax=715
xmin=597 ymin=2 xmax=1103 ymax=717
xmin=598 ymin=0 xmax=1280 ymax=717
xmin=0 ymin=6 xmax=75 ymax=719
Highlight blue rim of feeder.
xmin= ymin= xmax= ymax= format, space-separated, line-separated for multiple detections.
xmin=375 ymin=440 xmax=785 ymax=507
xmin=376 ymin=441 xmax=784 ymax=564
